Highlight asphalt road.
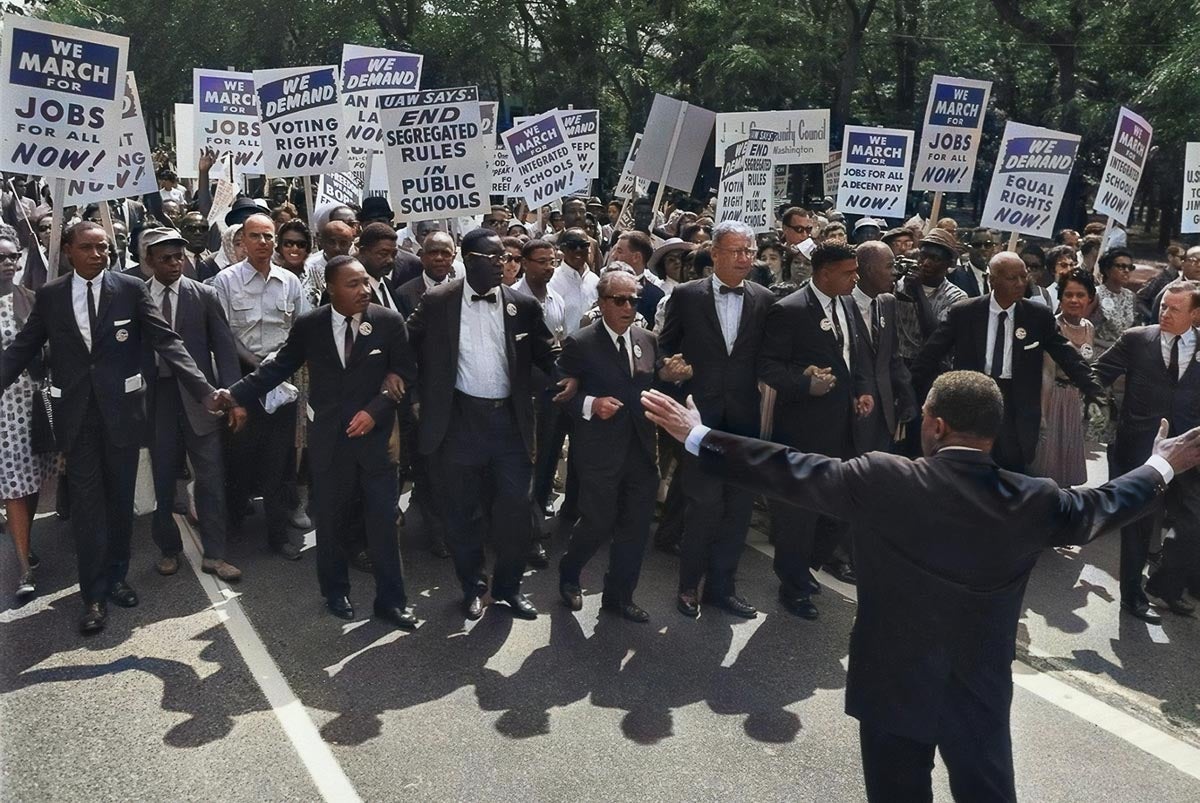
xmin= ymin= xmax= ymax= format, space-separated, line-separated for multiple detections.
xmin=2 ymin=453 xmax=1200 ymax=802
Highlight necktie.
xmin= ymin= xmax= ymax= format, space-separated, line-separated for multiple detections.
xmin=1169 ymin=335 xmax=1180 ymax=384
xmin=375 ymin=282 xmax=391 ymax=309
xmin=828 ymin=300 xmax=844 ymax=349
xmin=616 ymin=334 xmax=631 ymax=377
xmin=343 ymin=316 xmax=356 ymax=366
xmin=472 ymin=293 xmax=497 ymax=303
xmin=86 ymin=279 xmax=98 ymax=345
xmin=159 ymin=287 xmax=174 ymax=376
xmin=868 ymin=298 xmax=879 ymax=345
xmin=990 ymin=310 xmax=1008 ymax=378
xmin=719 ymin=284 xmax=744 ymax=296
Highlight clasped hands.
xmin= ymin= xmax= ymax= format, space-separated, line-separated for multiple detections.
xmin=805 ymin=365 xmax=873 ymax=417
xmin=203 ymin=389 xmax=248 ymax=432
xmin=658 ymin=353 xmax=693 ymax=383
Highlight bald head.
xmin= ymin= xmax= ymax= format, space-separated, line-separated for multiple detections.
xmin=988 ymin=251 xmax=1029 ymax=307
xmin=855 ymin=240 xmax=894 ymax=297
xmin=320 ymin=220 xmax=355 ymax=258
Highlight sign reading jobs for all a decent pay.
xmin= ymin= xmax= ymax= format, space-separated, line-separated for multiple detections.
xmin=194 ymin=69 xmax=263 ymax=176
xmin=836 ymin=126 xmax=914 ymax=219
xmin=912 ymin=75 xmax=992 ymax=193
xmin=502 ymin=111 xmax=588 ymax=205
xmin=1181 ymin=143 xmax=1200 ymax=235
xmin=1093 ymin=107 xmax=1153 ymax=225
xmin=714 ymin=109 xmax=829 ymax=167
xmin=254 ymin=65 xmax=347 ymax=176
xmin=65 ymin=71 xmax=157 ymax=205
xmin=980 ymin=121 xmax=1080 ymax=239
xmin=379 ymin=86 xmax=489 ymax=221
xmin=340 ymin=44 xmax=423 ymax=150
xmin=0 ymin=15 xmax=129 ymax=184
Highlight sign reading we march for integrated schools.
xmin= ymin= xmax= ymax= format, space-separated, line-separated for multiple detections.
xmin=981 ymin=121 xmax=1080 ymax=238
xmin=0 ymin=15 xmax=129 ymax=183
xmin=836 ymin=126 xmax=914 ymax=219
xmin=254 ymin=65 xmax=346 ymax=175
xmin=65 ymin=72 xmax=157 ymax=205
xmin=913 ymin=75 xmax=992 ymax=193
xmin=193 ymin=69 xmax=263 ymax=176
xmin=502 ymin=111 xmax=588 ymax=204
xmin=340 ymin=44 xmax=423 ymax=150
xmin=1093 ymin=107 xmax=1153 ymax=225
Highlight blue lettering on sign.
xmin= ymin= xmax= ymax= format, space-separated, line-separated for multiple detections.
xmin=928 ymin=84 xmax=985 ymax=127
xmin=9 ymin=28 xmax=120 ymax=101
xmin=507 ymin=118 xmax=564 ymax=164
xmin=846 ymin=131 xmax=907 ymax=167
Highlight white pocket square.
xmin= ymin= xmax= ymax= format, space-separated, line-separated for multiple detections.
xmin=49 ymin=386 xmax=62 ymax=398
xmin=113 ymin=318 xmax=131 ymax=326
xmin=1023 ymin=341 xmax=1040 ymax=350
xmin=515 ymin=332 xmax=528 ymax=341
xmin=368 ymin=348 xmax=382 ymax=356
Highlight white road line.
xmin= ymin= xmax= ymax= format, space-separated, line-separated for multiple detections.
xmin=746 ymin=539 xmax=1200 ymax=780
xmin=178 ymin=518 xmax=362 ymax=803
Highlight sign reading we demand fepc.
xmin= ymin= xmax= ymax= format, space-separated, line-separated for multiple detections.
xmin=0 ymin=16 xmax=128 ymax=183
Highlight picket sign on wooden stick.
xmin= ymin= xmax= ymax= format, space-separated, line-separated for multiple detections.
xmin=925 ymin=191 xmax=944 ymax=234
xmin=1098 ymin=216 xmax=1115 ymax=258
xmin=1006 ymin=231 xmax=1019 ymax=251
xmin=652 ymin=102 xmax=689 ymax=213
xmin=47 ymin=178 xmax=66 ymax=281
xmin=303 ymin=176 xmax=316 ymax=230
xmin=98 ymin=203 xmax=118 ymax=264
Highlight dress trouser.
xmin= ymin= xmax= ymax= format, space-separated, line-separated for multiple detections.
xmin=150 ymin=378 xmax=228 ymax=560
xmin=677 ymin=453 xmax=754 ymax=597
xmin=532 ymin=391 xmax=578 ymax=522
xmin=1151 ymin=468 xmax=1200 ymax=600
xmin=431 ymin=393 xmax=532 ymax=599
xmin=225 ymin=399 xmax=297 ymax=548
xmin=990 ymin=379 xmax=1026 ymax=473
xmin=66 ymin=393 xmax=138 ymax=604
xmin=559 ymin=443 xmax=657 ymax=602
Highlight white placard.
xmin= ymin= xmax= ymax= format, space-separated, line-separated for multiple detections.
xmin=193 ymin=69 xmax=263 ymax=177
xmin=174 ymin=103 xmax=196 ymax=178
xmin=501 ymin=111 xmax=587 ymax=204
xmin=65 ymin=71 xmax=157 ymax=204
xmin=912 ymin=75 xmax=992 ymax=192
xmin=340 ymin=44 xmax=423 ymax=151
xmin=1093 ymin=106 xmax=1153 ymax=225
xmin=836 ymin=126 xmax=914 ymax=220
xmin=980 ymin=121 xmax=1080 ymax=239
xmin=715 ymin=109 xmax=829 ymax=167
xmin=254 ymin=65 xmax=346 ymax=176
xmin=557 ymin=109 xmax=599 ymax=179
xmin=716 ymin=139 xmax=748 ymax=223
xmin=613 ymin=133 xmax=649 ymax=200
xmin=631 ymin=94 xmax=715 ymax=191
xmin=1181 ymin=143 xmax=1200 ymax=235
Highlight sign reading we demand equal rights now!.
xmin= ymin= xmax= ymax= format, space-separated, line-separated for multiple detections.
xmin=0 ymin=16 xmax=129 ymax=184
xmin=980 ymin=121 xmax=1080 ymax=239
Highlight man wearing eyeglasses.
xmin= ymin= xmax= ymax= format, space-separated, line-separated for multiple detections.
xmin=211 ymin=213 xmax=310 ymax=560
xmin=659 ymin=219 xmax=774 ymax=619
xmin=406 ymin=228 xmax=574 ymax=621
xmin=947 ymin=228 xmax=994 ymax=298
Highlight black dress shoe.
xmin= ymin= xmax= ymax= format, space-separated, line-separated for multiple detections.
xmin=79 ymin=602 xmax=107 ymax=634
xmin=780 ymin=593 xmax=819 ymax=620
xmin=824 ymin=561 xmax=857 ymax=585
xmin=350 ymin=550 xmax=374 ymax=574
xmin=498 ymin=593 xmax=539 ymax=620
xmin=273 ymin=542 xmax=302 ymax=561
xmin=373 ymin=604 xmax=418 ymax=630
xmin=560 ymin=583 xmax=583 ymax=611
xmin=602 ymin=598 xmax=649 ymax=623
xmin=528 ymin=542 xmax=550 ymax=569
xmin=326 ymin=595 xmax=355 ymax=620
xmin=704 ymin=593 xmax=758 ymax=619
xmin=464 ymin=594 xmax=485 ymax=620
xmin=429 ymin=538 xmax=450 ymax=559
xmin=676 ymin=590 xmax=700 ymax=618
xmin=1121 ymin=598 xmax=1163 ymax=624
xmin=655 ymin=541 xmax=681 ymax=557
xmin=107 ymin=581 xmax=139 ymax=608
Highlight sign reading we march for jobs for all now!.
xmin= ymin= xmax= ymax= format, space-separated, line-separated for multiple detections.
xmin=0 ymin=15 xmax=129 ymax=183
xmin=254 ymin=65 xmax=347 ymax=175
xmin=912 ymin=75 xmax=992 ymax=193
xmin=836 ymin=126 xmax=914 ymax=219
xmin=340 ymin=44 xmax=422 ymax=150
xmin=980 ymin=121 xmax=1080 ymax=239
xmin=193 ymin=69 xmax=263 ymax=176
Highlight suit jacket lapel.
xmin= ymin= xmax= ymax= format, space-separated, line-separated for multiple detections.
xmin=700 ymin=279 xmax=724 ymax=348
xmin=95 ymin=270 xmax=115 ymax=331
xmin=446 ymin=282 xmax=464 ymax=371
xmin=500 ymin=285 xmax=518 ymax=377
xmin=348 ymin=307 xmax=373 ymax=368
xmin=972 ymin=298 xmax=990 ymax=367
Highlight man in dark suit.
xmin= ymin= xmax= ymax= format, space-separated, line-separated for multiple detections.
xmin=643 ymin=373 xmax=1200 ymax=802
xmin=913 ymin=251 xmax=1102 ymax=472
xmin=406 ymin=228 xmax=572 ymax=621
xmin=394 ymin=231 xmax=455 ymax=320
xmin=947 ymin=228 xmax=994 ymax=297
xmin=852 ymin=241 xmax=917 ymax=452
xmin=556 ymin=271 xmax=660 ymax=622
xmin=1096 ymin=281 xmax=1200 ymax=622
xmin=0 ymin=221 xmax=219 ymax=634
xmin=218 ymin=255 xmax=417 ymax=629
xmin=609 ymin=230 xmax=664 ymax=324
xmin=354 ymin=222 xmax=403 ymax=312
xmin=139 ymin=228 xmax=246 ymax=582
xmin=759 ymin=241 xmax=874 ymax=618
xmin=659 ymin=219 xmax=773 ymax=619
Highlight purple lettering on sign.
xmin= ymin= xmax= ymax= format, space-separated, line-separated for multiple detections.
xmin=198 ymin=76 xmax=257 ymax=116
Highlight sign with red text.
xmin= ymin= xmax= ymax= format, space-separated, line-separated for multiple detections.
xmin=1093 ymin=107 xmax=1152 ymax=225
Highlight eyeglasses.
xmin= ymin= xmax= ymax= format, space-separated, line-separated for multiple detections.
xmin=715 ymin=247 xmax=756 ymax=258
xmin=526 ymin=257 xmax=562 ymax=267
xmin=1184 ymin=256 xmax=1200 ymax=264
xmin=603 ymin=295 xmax=640 ymax=306
xmin=561 ymin=241 xmax=589 ymax=251
xmin=245 ymin=231 xmax=275 ymax=243
xmin=0 ymin=252 xmax=22 ymax=262
xmin=969 ymin=241 xmax=995 ymax=249
xmin=784 ymin=223 xmax=813 ymax=234
xmin=502 ymin=253 xmax=519 ymax=264
xmin=279 ymin=239 xmax=308 ymax=248
xmin=465 ymin=251 xmax=509 ymax=263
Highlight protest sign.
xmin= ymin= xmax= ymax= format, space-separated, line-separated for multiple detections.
xmin=558 ymin=109 xmax=599 ymax=179
xmin=340 ymin=44 xmax=423 ymax=150
xmin=980 ymin=121 xmax=1080 ymax=238
xmin=65 ymin=71 xmax=157 ymax=205
xmin=715 ymin=139 xmax=748 ymax=223
xmin=174 ymin=103 xmax=196 ymax=178
xmin=773 ymin=165 xmax=788 ymax=207
xmin=912 ymin=75 xmax=992 ymax=193
xmin=715 ymin=109 xmax=829 ymax=167
xmin=823 ymin=150 xmax=842 ymax=198
xmin=379 ymin=85 xmax=488 ymax=221
xmin=613 ymin=133 xmax=649 ymax=200
xmin=631 ymin=94 xmax=715 ymax=195
xmin=501 ymin=111 xmax=588 ymax=205
xmin=316 ymin=149 xmax=367 ymax=209
xmin=0 ymin=15 xmax=129 ymax=184
xmin=836 ymin=126 xmax=914 ymax=219
xmin=1093 ymin=107 xmax=1152 ymax=225
xmin=742 ymin=129 xmax=777 ymax=232
xmin=254 ymin=65 xmax=346 ymax=176
xmin=207 ymin=177 xmax=237 ymax=227
xmin=479 ymin=101 xmax=498 ymax=167
xmin=1181 ymin=143 xmax=1200 ymax=235
xmin=491 ymin=141 xmax=517 ymax=197
xmin=193 ymin=69 xmax=263 ymax=177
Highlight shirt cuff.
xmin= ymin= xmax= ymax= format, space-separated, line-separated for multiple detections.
xmin=1145 ymin=454 xmax=1175 ymax=485
xmin=684 ymin=424 xmax=712 ymax=456
xmin=582 ymin=395 xmax=595 ymax=421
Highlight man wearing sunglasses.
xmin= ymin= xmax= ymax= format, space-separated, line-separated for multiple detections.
xmin=948 ymin=228 xmax=994 ymax=298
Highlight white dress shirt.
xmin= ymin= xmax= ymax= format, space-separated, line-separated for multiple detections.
xmin=422 ymin=271 xmax=449 ymax=293
xmin=331 ymin=309 xmax=359 ymax=368
xmin=367 ymin=275 xmax=397 ymax=310
xmin=810 ymin=282 xmax=852 ymax=370
xmin=711 ymin=273 xmax=744 ymax=354
xmin=548 ymin=264 xmax=599 ymax=336
xmin=211 ymin=260 xmax=307 ymax=358
xmin=1161 ymin=328 xmax=1197 ymax=381
xmin=71 ymin=270 xmax=101 ymax=351
xmin=582 ymin=320 xmax=634 ymax=420
xmin=512 ymin=277 xmax=566 ymax=342
xmin=984 ymin=294 xmax=1016 ymax=379
xmin=149 ymin=276 xmax=181 ymax=329
xmin=456 ymin=285 xmax=509 ymax=398
xmin=852 ymin=285 xmax=875 ymax=344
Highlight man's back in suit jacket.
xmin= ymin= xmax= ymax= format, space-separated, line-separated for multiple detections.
xmin=395 ymin=273 xmax=430 ymax=320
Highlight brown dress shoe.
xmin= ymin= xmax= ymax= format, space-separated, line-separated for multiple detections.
xmin=202 ymin=559 xmax=243 ymax=582
xmin=156 ymin=555 xmax=179 ymax=576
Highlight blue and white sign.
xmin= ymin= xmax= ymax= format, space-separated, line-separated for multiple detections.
xmin=913 ymin=75 xmax=992 ymax=193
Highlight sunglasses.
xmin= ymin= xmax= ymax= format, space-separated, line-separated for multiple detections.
xmin=603 ymin=295 xmax=640 ymax=307
xmin=279 ymin=239 xmax=308 ymax=248
xmin=969 ymin=241 xmax=995 ymax=249
xmin=561 ymin=241 xmax=589 ymax=251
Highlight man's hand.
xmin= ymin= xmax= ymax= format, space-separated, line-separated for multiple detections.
xmin=593 ymin=396 xmax=623 ymax=420
xmin=346 ymin=411 xmax=376 ymax=438
xmin=1153 ymin=418 xmax=1200 ymax=475
xmin=806 ymin=366 xmax=835 ymax=396
xmin=227 ymin=406 xmax=248 ymax=433
xmin=198 ymin=147 xmax=217 ymax=174
xmin=204 ymin=389 xmax=234 ymax=414
xmin=553 ymin=376 xmax=578 ymax=403
xmin=658 ymin=353 xmax=693 ymax=383
xmin=641 ymin=389 xmax=701 ymax=443
xmin=855 ymin=394 xmax=874 ymax=418
xmin=380 ymin=372 xmax=406 ymax=401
